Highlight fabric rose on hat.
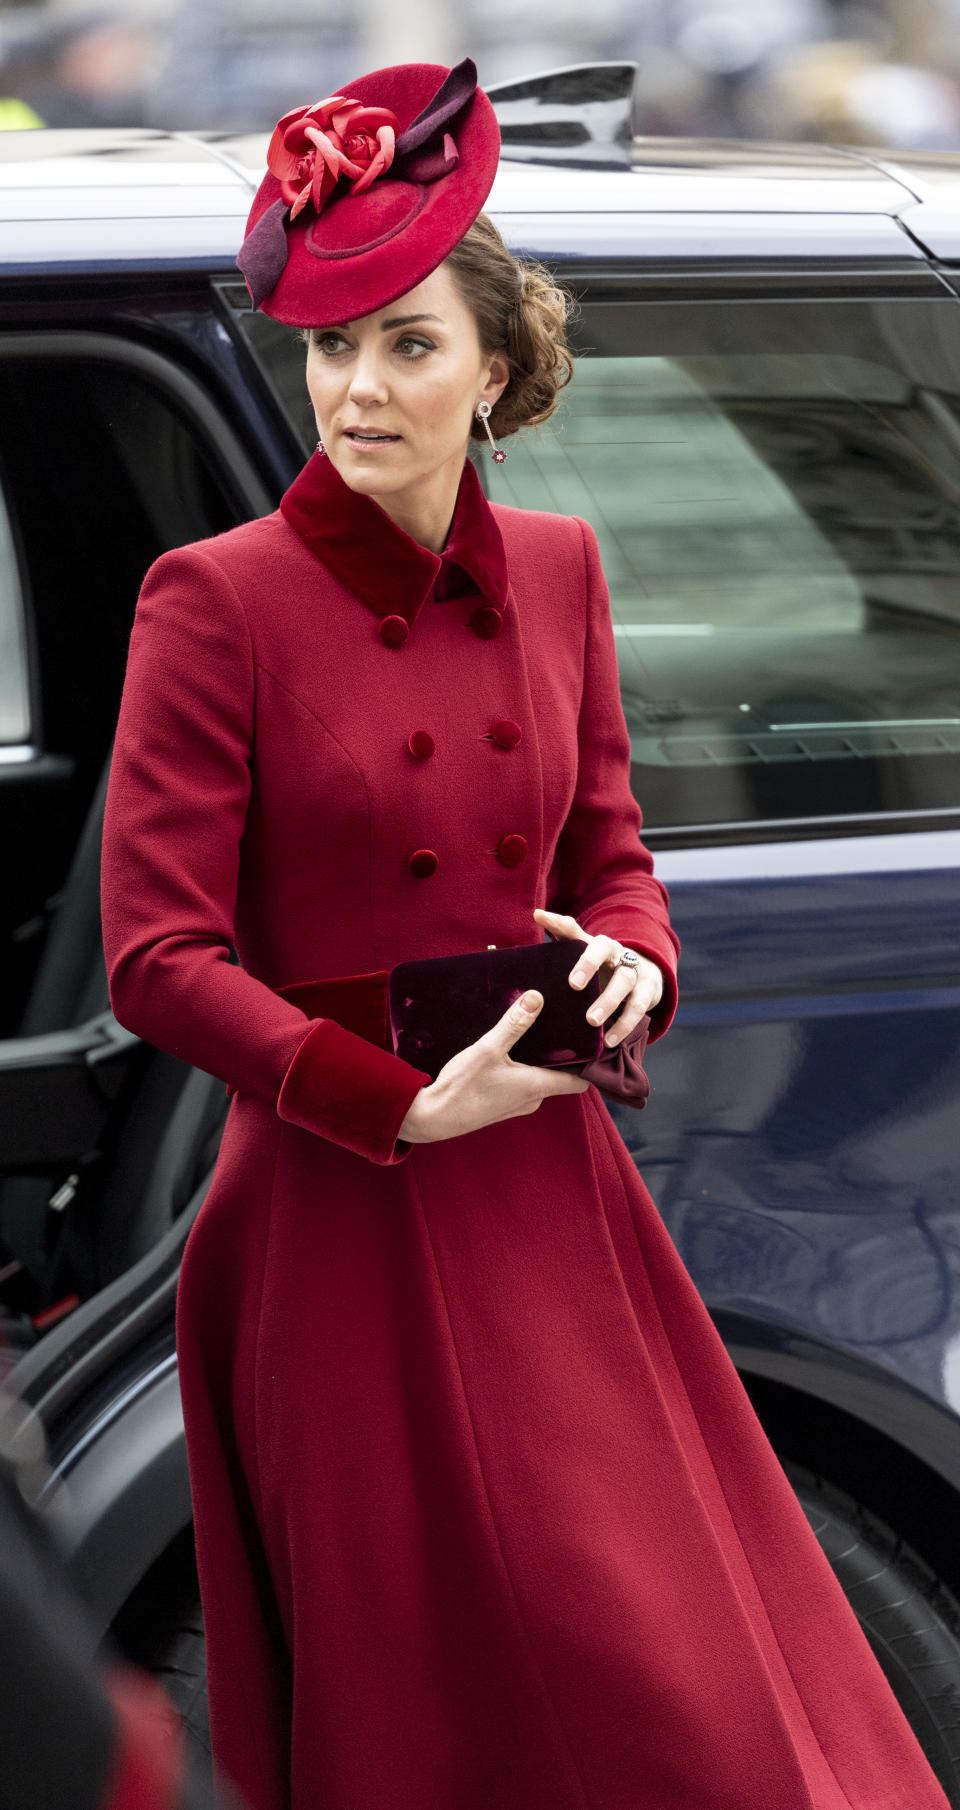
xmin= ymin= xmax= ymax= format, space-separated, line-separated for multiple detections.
xmin=267 ymin=94 xmax=399 ymax=221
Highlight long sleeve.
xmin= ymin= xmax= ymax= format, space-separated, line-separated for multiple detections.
xmin=100 ymin=545 xmax=430 ymax=1166
xmin=543 ymin=517 xmax=680 ymax=1040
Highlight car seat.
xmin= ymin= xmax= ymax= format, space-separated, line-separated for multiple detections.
xmin=0 ymin=743 xmax=229 ymax=1315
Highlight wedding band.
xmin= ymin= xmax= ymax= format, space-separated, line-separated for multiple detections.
xmin=615 ymin=947 xmax=641 ymax=969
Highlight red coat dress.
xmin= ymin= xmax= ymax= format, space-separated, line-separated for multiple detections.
xmin=100 ymin=447 xmax=949 ymax=1810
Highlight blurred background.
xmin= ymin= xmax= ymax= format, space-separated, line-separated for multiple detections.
xmin=4 ymin=0 xmax=960 ymax=147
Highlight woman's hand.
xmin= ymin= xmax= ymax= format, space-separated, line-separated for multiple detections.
xmin=397 ymin=911 xmax=666 ymax=1145
xmin=532 ymin=907 xmax=663 ymax=1048
xmin=397 ymin=989 xmax=590 ymax=1145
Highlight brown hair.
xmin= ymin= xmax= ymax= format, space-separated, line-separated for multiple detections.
xmin=442 ymin=210 xmax=578 ymax=442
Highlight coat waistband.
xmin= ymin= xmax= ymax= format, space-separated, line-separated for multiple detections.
xmin=274 ymin=970 xmax=392 ymax=1051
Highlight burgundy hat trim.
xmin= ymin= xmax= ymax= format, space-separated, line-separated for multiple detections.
xmin=236 ymin=198 xmax=289 ymax=306
xmin=395 ymin=57 xmax=475 ymax=160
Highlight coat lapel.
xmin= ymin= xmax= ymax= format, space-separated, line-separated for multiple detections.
xmin=279 ymin=448 xmax=509 ymax=633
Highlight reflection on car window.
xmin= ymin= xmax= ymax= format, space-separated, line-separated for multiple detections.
xmin=0 ymin=479 xmax=29 ymax=745
xmin=498 ymin=297 xmax=960 ymax=833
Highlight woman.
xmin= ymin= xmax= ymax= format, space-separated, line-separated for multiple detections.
xmin=99 ymin=56 xmax=950 ymax=1810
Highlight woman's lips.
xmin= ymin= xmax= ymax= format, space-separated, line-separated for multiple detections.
xmin=343 ymin=430 xmax=401 ymax=448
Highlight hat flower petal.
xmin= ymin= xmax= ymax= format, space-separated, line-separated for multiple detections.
xmin=347 ymin=124 xmax=397 ymax=196
xmin=272 ymin=96 xmax=401 ymax=218
xmin=265 ymin=102 xmax=315 ymax=182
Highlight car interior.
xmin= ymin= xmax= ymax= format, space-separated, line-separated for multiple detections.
xmin=0 ymin=341 xmax=257 ymax=1346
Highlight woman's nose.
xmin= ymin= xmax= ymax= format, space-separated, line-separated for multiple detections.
xmin=347 ymin=350 xmax=390 ymax=404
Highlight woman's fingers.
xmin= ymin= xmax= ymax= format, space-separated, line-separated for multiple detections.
xmin=532 ymin=908 xmax=663 ymax=1032
xmin=532 ymin=908 xmax=607 ymax=985
xmin=485 ymin=986 xmax=545 ymax=1058
xmin=591 ymin=955 xmax=663 ymax=1036
xmin=586 ymin=964 xmax=641 ymax=1036
xmin=570 ymin=933 xmax=628 ymax=999
xmin=532 ymin=907 xmax=581 ymax=940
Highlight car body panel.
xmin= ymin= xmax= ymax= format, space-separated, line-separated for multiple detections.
xmin=0 ymin=127 xmax=933 ymax=271
xmin=632 ymin=839 xmax=960 ymax=1433
xmin=491 ymin=210 xmax=924 ymax=259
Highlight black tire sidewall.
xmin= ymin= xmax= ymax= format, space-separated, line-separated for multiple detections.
xmin=785 ymin=1460 xmax=960 ymax=1806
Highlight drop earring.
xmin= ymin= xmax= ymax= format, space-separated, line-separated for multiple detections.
xmin=476 ymin=400 xmax=506 ymax=464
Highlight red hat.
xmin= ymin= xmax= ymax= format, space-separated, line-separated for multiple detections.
xmin=236 ymin=57 xmax=500 ymax=328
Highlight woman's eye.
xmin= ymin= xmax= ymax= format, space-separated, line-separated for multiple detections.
xmin=312 ymin=333 xmax=432 ymax=359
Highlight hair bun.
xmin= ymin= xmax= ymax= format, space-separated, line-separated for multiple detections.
xmin=444 ymin=213 xmax=577 ymax=441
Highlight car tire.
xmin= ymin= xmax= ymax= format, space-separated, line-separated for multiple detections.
xmin=783 ymin=1459 xmax=960 ymax=1805
xmin=130 ymin=1544 xmax=212 ymax=1794
xmin=150 ymin=1591 xmax=210 ymax=1768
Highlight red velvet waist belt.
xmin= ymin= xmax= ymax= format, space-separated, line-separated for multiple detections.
xmin=274 ymin=971 xmax=393 ymax=1051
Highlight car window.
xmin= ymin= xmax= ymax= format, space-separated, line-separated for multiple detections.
xmin=221 ymin=292 xmax=316 ymax=455
xmin=0 ymin=476 xmax=30 ymax=746
xmin=229 ymin=286 xmax=960 ymax=837
xmin=497 ymin=295 xmax=960 ymax=835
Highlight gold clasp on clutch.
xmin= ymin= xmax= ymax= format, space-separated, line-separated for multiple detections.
xmin=487 ymin=944 xmax=496 ymax=949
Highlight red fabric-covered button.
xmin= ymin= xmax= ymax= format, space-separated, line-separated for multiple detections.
xmin=408 ymin=730 xmax=435 ymax=760
xmin=379 ymin=614 xmax=409 ymax=648
xmin=497 ymin=834 xmax=527 ymax=867
xmin=491 ymin=718 xmax=522 ymax=749
xmin=470 ymin=606 xmax=503 ymax=640
xmin=408 ymin=848 xmax=439 ymax=878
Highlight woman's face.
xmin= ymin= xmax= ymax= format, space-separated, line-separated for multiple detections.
xmin=304 ymin=262 xmax=509 ymax=506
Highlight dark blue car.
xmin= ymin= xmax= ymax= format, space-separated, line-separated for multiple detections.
xmin=1 ymin=62 xmax=959 ymax=1794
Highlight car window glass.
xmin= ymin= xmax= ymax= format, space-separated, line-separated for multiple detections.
xmin=0 ymin=478 xmax=29 ymax=745
xmin=223 ymin=295 xmax=316 ymax=455
xmin=496 ymin=296 xmax=960 ymax=835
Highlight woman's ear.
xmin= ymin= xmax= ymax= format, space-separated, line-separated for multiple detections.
xmin=480 ymin=351 xmax=510 ymax=408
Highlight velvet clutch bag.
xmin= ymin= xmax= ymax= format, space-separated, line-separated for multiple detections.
xmin=387 ymin=938 xmax=651 ymax=1109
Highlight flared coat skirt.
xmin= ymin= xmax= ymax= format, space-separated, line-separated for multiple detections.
xmin=175 ymin=1082 xmax=949 ymax=1810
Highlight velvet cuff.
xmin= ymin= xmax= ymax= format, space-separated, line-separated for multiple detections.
xmin=276 ymin=1017 xmax=432 ymax=1165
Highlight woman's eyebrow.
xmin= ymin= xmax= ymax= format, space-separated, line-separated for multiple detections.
xmin=378 ymin=313 xmax=441 ymax=331
xmin=327 ymin=313 xmax=444 ymax=331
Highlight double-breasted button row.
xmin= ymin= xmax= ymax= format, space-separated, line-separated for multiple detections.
xmin=378 ymin=605 xmax=504 ymax=646
xmin=407 ymin=833 xmax=528 ymax=877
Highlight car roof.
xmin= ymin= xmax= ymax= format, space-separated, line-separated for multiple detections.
xmin=2 ymin=125 xmax=959 ymax=272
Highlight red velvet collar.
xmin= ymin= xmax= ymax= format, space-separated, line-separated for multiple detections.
xmin=279 ymin=447 xmax=509 ymax=631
